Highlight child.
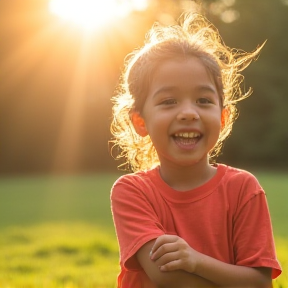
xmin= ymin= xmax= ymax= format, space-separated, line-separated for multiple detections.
xmin=110 ymin=11 xmax=282 ymax=288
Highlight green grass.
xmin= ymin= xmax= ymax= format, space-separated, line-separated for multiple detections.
xmin=0 ymin=173 xmax=121 ymax=230
xmin=254 ymin=171 xmax=288 ymax=238
xmin=0 ymin=171 xmax=287 ymax=287
xmin=0 ymin=223 xmax=119 ymax=288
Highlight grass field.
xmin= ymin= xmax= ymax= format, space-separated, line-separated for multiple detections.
xmin=0 ymin=171 xmax=287 ymax=287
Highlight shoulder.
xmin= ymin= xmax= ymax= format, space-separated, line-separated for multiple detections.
xmin=220 ymin=164 xmax=262 ymax=190
xmin=218 ymin=164 xmax=265 ymax=207
xmin=110 ymin=168 xmax=159 ymax=200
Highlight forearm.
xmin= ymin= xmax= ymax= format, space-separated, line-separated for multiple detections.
xmin=150 ymin=235 xmax=272 ymax=288
xmin=153 ymin=259 xmax=271 ymax=288
xmin=146 ymin=265 xmax=218 ymax=288
xmin=194 ymin=252 xmax=272 ymax=288
xmin=138 ymin=238 xmax=272 ymax=288
xmin=137 ymin=240 xmax=218 ymax=288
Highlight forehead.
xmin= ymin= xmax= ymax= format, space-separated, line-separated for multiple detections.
xmin=148 ymin=57 xmax=216 ymax=93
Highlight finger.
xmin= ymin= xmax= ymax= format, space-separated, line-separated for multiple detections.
xmin=151 ymin=235 xmax=172 ymax=253
xmin=154 ymin=251 xmax=179 ymax=267
xmin=151 ymin=235 xmax=179 ymax=255
xmin=159 ymin=259 xmax=182 ymax=272
xmin=151 ymin=242 xmax=178 ymax=261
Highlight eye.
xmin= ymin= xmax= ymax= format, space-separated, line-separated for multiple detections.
xmin=197 ymin=97 xmax=213 ymax=104
xmin=160 ymin=98 xmax=177 ymax=105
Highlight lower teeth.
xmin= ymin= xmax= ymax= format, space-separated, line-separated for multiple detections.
xmin=176 ymin=137 xmax=197 ymax=145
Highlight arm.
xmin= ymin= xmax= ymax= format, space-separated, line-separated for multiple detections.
xmin=137 ymin=238 xmax=219 ymax=288
xmin=137 ymin=235 xmax=272 ymax=288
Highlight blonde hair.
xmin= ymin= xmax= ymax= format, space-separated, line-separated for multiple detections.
xmin=110 ymin=12 xmax=264 ymax=172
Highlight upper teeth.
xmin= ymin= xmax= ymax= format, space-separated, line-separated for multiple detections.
xmin=175 ymin=132 xmax=200 ymax=138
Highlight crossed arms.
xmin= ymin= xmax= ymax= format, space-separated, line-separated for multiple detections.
xmin=136 ymin=235 xmax=272 ymax=288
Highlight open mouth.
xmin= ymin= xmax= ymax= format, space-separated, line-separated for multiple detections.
xmin=173 ymin=132 xmax=201 ymax=146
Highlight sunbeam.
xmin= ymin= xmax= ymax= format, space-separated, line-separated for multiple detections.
xmin=49 ymin=0 xmax=148 ymax=31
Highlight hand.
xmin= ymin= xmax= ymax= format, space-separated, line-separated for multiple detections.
xmin=150 ymin=235 xmax=200 ymax=274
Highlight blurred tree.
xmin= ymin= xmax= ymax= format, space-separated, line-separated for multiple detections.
xmin=204 ymin=0 xmax=288 ymax=168
xmin=0 ymin=0 xmax=287 ymax=175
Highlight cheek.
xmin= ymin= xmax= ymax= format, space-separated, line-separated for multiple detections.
xmin=216 ymin=114 xmax=222 ymax=131
xmin=145 ymin=112 xmax=170 ymax=128
xmin=143 ymin=116 xmax=170 ymax=143
xmin=208 ymin=111 xmax=222 ymax=135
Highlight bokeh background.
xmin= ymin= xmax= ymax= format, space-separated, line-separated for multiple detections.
xmin=1 ymin=0 xmax=288 ymax=176
xmin=0 ymin=0 xmax=287 ymax=287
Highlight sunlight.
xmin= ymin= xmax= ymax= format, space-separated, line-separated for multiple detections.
xmin=49 ymin=0 xmax=148 ymax=31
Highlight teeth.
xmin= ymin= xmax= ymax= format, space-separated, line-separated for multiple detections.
xmin=175 ymin=132 xmax=200 ymax=138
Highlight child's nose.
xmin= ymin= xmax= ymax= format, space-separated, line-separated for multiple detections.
xmin=177 ymin=106 xmax=200 ymax=121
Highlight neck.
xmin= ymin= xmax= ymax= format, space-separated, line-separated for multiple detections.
xmin=159 ymin=159 xmax=217 ymax=191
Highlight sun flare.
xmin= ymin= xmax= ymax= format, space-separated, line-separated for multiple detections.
xmin=49 ymin=0 xmax=148 ymax=31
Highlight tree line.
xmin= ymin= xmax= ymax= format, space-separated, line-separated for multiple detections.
xmin=0 ymin=0 xmax=287 ymax=175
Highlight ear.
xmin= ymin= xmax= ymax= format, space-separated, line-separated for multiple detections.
xmin=131 ymin=112 xmax=148 ymax=137
xmin=221 ymin=107 xmax=229 ymax=130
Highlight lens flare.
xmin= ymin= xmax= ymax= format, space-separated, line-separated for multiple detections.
xmin=49 ymin=0 xmax=148 ymax=31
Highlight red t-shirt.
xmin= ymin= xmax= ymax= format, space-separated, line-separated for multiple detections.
xmin=111 ymin=164 xmax=282 ymax=287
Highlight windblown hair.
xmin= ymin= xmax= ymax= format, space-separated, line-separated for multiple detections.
xmin=110 ymin=12 xmax=264 ymax=172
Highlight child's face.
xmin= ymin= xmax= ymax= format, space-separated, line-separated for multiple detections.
xmin=135 ymin=57 xmax=222 ymax=168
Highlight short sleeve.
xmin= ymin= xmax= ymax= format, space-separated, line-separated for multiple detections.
xmin=233 ymin=183 xmax=282 ymax=279
xmin=111 ymin=175 xmax=165 ymax=270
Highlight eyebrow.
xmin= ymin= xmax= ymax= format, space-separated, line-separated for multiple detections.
xmin=197 ymin=84 xmax=217 ymax=94
xmin=152 ymin=86 xmax=177 ymax=98
xmin=152 ymin=84 xmax=217 ymax=98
